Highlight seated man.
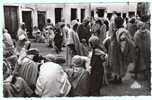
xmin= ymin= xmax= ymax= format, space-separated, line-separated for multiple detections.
xmin=3 ymin=58 xmax=12 ymax=80
xmin=45 ymin=25 xmax=55 ymax=48
xmin=3 ymin=72 xmax=33 ymax=97
xmin=16 ymin=48 xmax=39 ymax=90
xmin=65 ymin=55 xmax=91 ymax=96
xmin=32 ymin=26 xmax=41 ymax=42
xmin=35 ymin=54 xmax=71 ymax=97
xmin=3 ymin=29 xmax=15 ymax=58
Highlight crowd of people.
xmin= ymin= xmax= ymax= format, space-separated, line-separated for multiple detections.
xmin=3 ymin=11 xmax=150 ymax=97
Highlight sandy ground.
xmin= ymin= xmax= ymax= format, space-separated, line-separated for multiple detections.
xmin=31 ymin=42 xmax=151 ymax=96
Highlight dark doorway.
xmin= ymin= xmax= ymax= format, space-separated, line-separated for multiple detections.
xmin=4 ymin=6 xmax=18 ymax=39
xmin=71 ymin=8 xmax=77 ymax=21
xmin=22 ymin=11 xmax=33 ymax=38
xmin=81 ymin=9 xmax=85 ymax=22
xmin=128 ymin=12 xmax=135 ymax=18
xmin=91 ymin=10 xmax=94 ymax=18
xmin=117 ymin=13 xmax=121 ymax=17
xmin=107 ymin=13 xmax=112 ymax=20
xmin=55 ymin=8 xmax=62 ymax=24
xmin=96 ymin=8 xmax=105 ymax=17
xmin=123 ymin=13 xmax=127 ymax=19
xmin=38 ymin=11 xmax=46 ymax=31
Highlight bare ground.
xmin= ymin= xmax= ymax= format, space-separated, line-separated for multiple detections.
xmin=31 ymin=42 xmax=151 ymax=96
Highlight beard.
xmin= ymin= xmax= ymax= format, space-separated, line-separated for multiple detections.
xmin=120 ymin=41 xmax=129 ymax=55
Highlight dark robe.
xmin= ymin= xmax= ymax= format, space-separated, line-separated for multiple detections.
xmin=17 ymin=56 xmax=38 ymax=90
xmin=108 ymin=28 xmax=134 ymax=77
xmin=126 ymin=22 xmax=137 ymax=38
xmin=66 ymin=29 xmax=83 ymax=67
xmin=65 ymin=67 xmax=90 ymax=96
xmin=134 ymin=29 xmax=150 ymax=73
xmin=54 ymin=29 xmax=63 ymax=52
xmin=77 ymin=24 xmax=91 ymax=43
xmin=3 ymin=59 xmax=12 ymax=80
xmin=89 ymin=48 xmax=105 ymax=96
xmin=3 ymin=76 xmax=33 ymax=97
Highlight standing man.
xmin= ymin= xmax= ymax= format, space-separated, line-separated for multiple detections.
xmin=45 ymin=19 xmax=55 ymax=48
xmin=108 ymin=16 xmax=135 ymax=83
xmin=66 ymin=20 xmax=82 ymax=67
xmin=45 ymin=18 xmax=54 ymax=29
xmin=134 ymin=22 xmax=150 ymax=80
xmin=92 ymin=18 xmax=107 ymax=47
xmin=89 ymin=36 xmax=106 ymax=96
xmin=77 ymin=17 xmax=91 ymax=44
xmin=58 ymin=18 xmax=66 ymax=47
xmin=126 ymin=18 xmax=138 ymax=39
xmin=54 ymin=24 xmax=64 ymax=53
xmin=16 ymin=22 xmax=29 ymax=54
xmin=3 ymin=29 xmax=15 ymax=58
xmin=108 ymin=11 xmax=118 ymax=37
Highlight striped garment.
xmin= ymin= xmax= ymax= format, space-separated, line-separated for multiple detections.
xmin=18 ymin=56 xmax=38 ymax=89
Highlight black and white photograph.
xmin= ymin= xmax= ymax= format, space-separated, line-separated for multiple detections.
xmin=2 ymin=2 xmax=151 ymax=97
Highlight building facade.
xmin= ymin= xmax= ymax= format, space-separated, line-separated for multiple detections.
xmin=3 ymin=3 xmax=137 ymax=39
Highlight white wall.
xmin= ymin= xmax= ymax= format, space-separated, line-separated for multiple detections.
xmin=4 ymin=3 xmax=137 ymax=29
xmin=64 ymin=3 xmax=90 ymax=24
xmin=91 ymin=2 xmax=137 ymax=18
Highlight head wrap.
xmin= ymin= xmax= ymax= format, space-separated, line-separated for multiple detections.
xmin=3 ymin=29 xmax=8 ymax=33
xmin=61 ymin=18 xmax=65 ymax=22
xmin=71 ymin=55 xmax=84 ymax=67
xmin=24 ymin=41 xmax=31 ymax=50
xmin=45 ymin=54 xmax=56 ymax=62
xmin=20 ymin=22 xmax=25 ymax=28
xmin=115 ymin=16 xmax=124 ymax=28
xmin=6 ymin=55 xmax=18 ymax=67
xmin=129 ymin=17 xmax=136 ymax=24
xmin=83 ymin=17 xmax=90 ymax=23
xmin=137 ymin=21 xmax=146 ymax=30
xmin=59 ymin=22 xmax=65 ymax=28
xmin=116 ymin=28 xmax=130 ymax=43
xmin=95 ymin=17 xmax=104 ymax=25
xmin=89 ymin=35 xmax=99 ymax=48
xmin=71 ymin=20 xmax=78 ymax=28
xmin=27 ymin=48 xmax=39 ymax=56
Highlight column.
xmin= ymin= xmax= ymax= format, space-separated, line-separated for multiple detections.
xmin=18 ymin=5 xmax=22 ymax=24
xmin=46 ymin=6 xmax=55 ymax=25
xmin=64 ymin=4 xmax=71 ymax=24
xmin=32 ymin=8 xmax=38 ymax=27
xmin=77 ymin=8 xmax=81 ymax=21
